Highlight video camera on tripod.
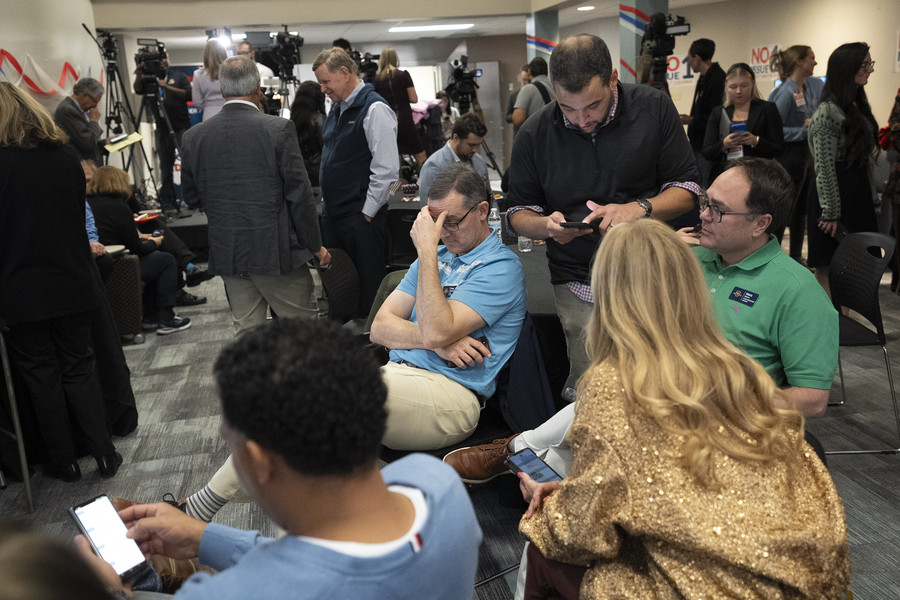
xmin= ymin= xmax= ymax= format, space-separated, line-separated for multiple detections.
xmin=350 ymin=50 xmax=379 ymax=84
xmin=445 ymin=55 xmax=482 ymax=114
xmin=271 ymin=25 xmax=304 ymax=81
xmin=135 ymin=38 xmax=168 ymax=91
xmin=639 ymin=13 xmax=690 ymax=94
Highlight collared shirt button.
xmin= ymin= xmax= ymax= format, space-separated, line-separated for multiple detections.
xmin=717 ymin=275 xmax=724 ymax=280
xmin=710 ymin=288 xmax=716 ymax=293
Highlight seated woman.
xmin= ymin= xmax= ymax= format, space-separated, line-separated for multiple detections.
xmin=86 ymin=166 xmax=191 ymax=335
xmin=518 ymin=219 xmax=850 ymax=599
xmin=702 ymin=63 xmax=784 ymax=182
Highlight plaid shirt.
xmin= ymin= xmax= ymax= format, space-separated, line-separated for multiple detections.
xmin=507 ymin=85 xmax=701 ymax=304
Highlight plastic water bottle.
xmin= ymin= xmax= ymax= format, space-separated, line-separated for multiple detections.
xmin=488 ymin=206 xmax=502 ymax=242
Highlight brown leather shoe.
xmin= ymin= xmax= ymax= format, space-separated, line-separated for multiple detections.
xmin=443 ymin=434 xmax=518 ymax=484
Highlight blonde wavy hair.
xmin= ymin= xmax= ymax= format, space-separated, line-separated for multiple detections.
xmin=583 ymin=218 xmax=803 ymax=486
xmin=0 ymin=82 xmax=68 ymax=149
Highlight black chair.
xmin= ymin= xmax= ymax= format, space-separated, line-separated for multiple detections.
xmin=0 ymin=319 xmax=34 ymax=511
xmin=826 ymin=232 xmax=900 ymax=455
xmin=317 ymin=249 xmax=360 ymax=325
xmin=386 ymin=207 xmax=419 ymax=271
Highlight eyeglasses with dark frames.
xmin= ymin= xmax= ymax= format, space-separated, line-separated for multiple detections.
xmin=440 ymin=203 xmax=478 ymax=232
xmin=860 ymin=60 xmax=876 ymax=70
xmin=698 ymin=192 xmax=756 ymax=223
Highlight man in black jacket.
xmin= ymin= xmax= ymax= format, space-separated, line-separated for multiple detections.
xmin=133 ymin=50 xmax=192 ymax=218
xmin=679 ymin=38 xmax=726 ymax=188
xmin=506 ymin=34 xmax=700 ymax=378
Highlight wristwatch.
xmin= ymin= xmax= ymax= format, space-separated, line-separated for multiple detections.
xmin=635 ymin=198 xmax=653 ymax=218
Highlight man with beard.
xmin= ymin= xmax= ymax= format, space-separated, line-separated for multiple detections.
xmin=417 ymin=113 xmax=490 ymax=204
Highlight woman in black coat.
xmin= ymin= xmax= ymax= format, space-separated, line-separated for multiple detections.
xmin=702 ymin=63 xmax=784 ymax=183
xmin=86 ymin=166 xmax=191 ymax=335
xmin=0 ymin=82 xmax=120 ymax=481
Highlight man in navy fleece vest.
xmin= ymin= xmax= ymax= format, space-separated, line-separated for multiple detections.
xmin=314 ymin=47 xmax=399 ymax=317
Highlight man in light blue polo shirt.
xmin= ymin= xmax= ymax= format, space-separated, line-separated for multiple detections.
xmin=371 ymin=163 xmax=526 ymax=451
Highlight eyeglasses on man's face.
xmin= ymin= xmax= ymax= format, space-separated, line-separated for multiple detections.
xmin=860 ymin=60 xmax=875 ymax=71
xmin=440 ymin=203 xmax=478 ymax=232
xmin=698 ymin=193 xmax=755 ymax=223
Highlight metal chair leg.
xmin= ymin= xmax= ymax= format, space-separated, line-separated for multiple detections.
xmin=826 ymin=345 xmax=900 ymax=456
xmin=829 ymin=350 xmax=846 ymax=407
xmin=0 ymin=331 xmax=34 ymax=512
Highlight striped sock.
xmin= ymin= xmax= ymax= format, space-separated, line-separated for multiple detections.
xmin=184 ymin=486 xmax=227 ymax=522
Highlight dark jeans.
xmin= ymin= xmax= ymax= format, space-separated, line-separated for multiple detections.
xmin=155 ymin=128 xmax=186 ymax=214
xmin=321 ymin=209 xmax=387 ymax=317
xmin=140 ymin=251 xmax=178 ymax=323
xmin=5 ymin=311 xmax=115 ymax=465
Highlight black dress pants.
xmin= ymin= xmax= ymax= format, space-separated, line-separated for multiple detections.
xmin=321 ymin=209 xmax=388 ymax=317
xmin=139 ymin=251 xmax=178 ymax=323
xmin=6 ymin=311 xmax=115 ymax=465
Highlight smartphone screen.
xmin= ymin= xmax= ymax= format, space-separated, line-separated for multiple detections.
xmin=70 ymin=495 xmax=148 ymax=580
xmin=505 ymin=448 xmax=563 ymax=483
xmin=731 ymin=122 xmax=747 ymax=134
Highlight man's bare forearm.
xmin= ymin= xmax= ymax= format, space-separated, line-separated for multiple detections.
xmin=370 ymin=313 xmax=425 ymax=349
xmin=509 ymin=209 xmax=551 ymax=240
xmin=414 ymin=249 xmax=460 ymax=348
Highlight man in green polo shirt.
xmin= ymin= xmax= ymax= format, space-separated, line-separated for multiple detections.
xmin=444 ymin=157 xmax=838 ymax=487
xmin=693 ymin=157 xmax=837 ymax=416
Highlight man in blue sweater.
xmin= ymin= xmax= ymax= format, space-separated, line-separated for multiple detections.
xmin=77 ymin=318 xmax=482 ymax=599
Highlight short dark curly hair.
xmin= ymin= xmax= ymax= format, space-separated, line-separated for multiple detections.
xmin=214 ymin=318 xmax=387 ymax=476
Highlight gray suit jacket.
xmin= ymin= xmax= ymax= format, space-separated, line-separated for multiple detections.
xmin=54 ymin=96 xmax=103 ymax=163
xmin=181 ymin=102 xmax=323 ymax=277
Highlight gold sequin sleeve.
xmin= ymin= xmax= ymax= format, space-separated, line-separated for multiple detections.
xmin=519 ymin=364 xmax=631 ymax=566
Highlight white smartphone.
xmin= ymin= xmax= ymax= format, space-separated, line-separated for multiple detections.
xmin=69 ymin=494 xmax=149 ymax=581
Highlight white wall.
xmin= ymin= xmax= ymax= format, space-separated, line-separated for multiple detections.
xmin=0 ymin=0 xmax=103 ymax=112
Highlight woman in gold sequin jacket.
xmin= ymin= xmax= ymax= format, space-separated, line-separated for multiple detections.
xmin=518 ymin=218 xmax=851 ymax=599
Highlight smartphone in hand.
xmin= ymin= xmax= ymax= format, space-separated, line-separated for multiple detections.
xmin=505 ymin=448 xmax=563 ymax=483
xmin=446 ymin=336 xmax=490 ymax=368
xmin=69 ymin=494 xmax=150 ymax=581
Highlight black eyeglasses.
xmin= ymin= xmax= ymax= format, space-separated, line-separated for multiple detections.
xmin=441 ymin=203 xmax=478 ymax=232
xmin=698 ymin=193 xmax=755 ymax=223
xmin=860 ymin=60 xmax=876 ymax=70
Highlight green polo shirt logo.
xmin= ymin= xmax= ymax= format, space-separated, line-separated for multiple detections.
xmin=730 ymin=287 xmax=759 ymax=307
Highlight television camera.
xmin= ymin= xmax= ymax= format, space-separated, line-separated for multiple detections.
xmin=445 ymin=55 xmax=482 ymax=114
xmin=639 ymin=13 xmax=690 ymax=94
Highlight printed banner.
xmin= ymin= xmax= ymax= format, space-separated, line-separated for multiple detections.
xmin=748 ymin=44 xmax=780 ymax=82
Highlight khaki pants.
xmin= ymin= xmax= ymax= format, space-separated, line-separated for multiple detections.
xmin=381 ymin=361 xmax=481 ymax=451
xmin=221 ymin=269 xmax=317 ymax=338
xmin=552 ymin=284 xmax=593 ymax=379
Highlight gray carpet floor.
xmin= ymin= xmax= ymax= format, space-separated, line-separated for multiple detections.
xmin=3 ymin=259 xmax=900 ymax=598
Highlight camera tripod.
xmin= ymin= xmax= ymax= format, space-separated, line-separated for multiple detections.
xmin=82 ymin=24 xmax=161 ymax=203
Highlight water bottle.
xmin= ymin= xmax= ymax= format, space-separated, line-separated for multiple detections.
xmin=488 ymin=206 xmax=502 ymax=242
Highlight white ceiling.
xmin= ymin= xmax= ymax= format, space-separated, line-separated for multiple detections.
xmin=93 ymin=0 xmax=725 ymax=52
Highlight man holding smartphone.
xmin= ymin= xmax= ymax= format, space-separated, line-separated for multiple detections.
xmin=75 ymin=318 xmax=481 ymax=600
xmin=505 ymin=34 xmax=700 ymax=380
